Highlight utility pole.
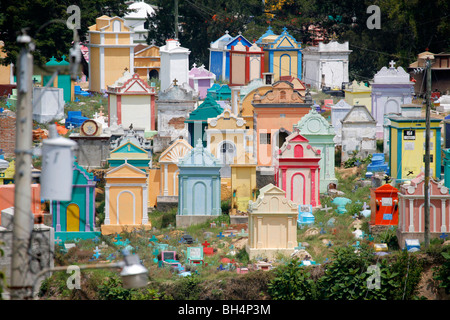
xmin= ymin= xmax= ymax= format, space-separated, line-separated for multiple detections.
xmin=424 ymin=56 xmax=433 ymax=249
xmin=10 ymin=31 xmax=34 ymax=300
xmin=174 ymin=0 xmax=179 ymax=39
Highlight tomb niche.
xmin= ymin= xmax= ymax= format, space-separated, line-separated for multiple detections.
xmin=176 ymin=139 xmax=222 ymax=228
xmin=246 ymin=183 xmax=298 ymax=259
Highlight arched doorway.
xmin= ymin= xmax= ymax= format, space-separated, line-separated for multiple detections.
xmin=193 ymin=181 xmax=207 ymax=215
xmin=117 ymin=191 xmax=135 ymax=225
xmin=218 ymin=141 xmax=236 ymax=178
xmin=291 ymin=172 xmax=306 ymax=205
xmin=149 ymin=69 xmax=159 ymax=80
xmin=66 ymin=203 xmax=80 ymax=232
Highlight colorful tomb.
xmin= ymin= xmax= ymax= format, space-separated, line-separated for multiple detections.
xmin=397 ymin=173 xmax=450 ymax=248
xmin=176 ymin=139 xmax=222 ymax=228
xmin=275 ymin=131 xmax=321 ymax=208
xmin=293 ymin=107 xmax=337 ymax=193
xmin=246 ymin=183 xmax=298 ymax=259
xmin=107 ymin=71 xmax=157 ymax=134
xmin=251 ymin=80 xmax=312 ymax=169
xmin=369 ymin=183 xmax=399 ymax=226
xmin=102 ymin=162 xmax=151 ymax=235
xmin=256 ymin=26 xmax=302 ymax=82
xmin=88 ymin=15 xmax=135 ymax=92
xmin=51 ymin=162 xmax=100 ymax=240
xmin=388 ymin=115 xmax=442 ymax=183
xmin=206 ymin=110 xmax=257 ymax=213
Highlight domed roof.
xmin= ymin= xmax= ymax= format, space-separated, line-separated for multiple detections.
xmin=125 ymin=1 xmax=155 ymax=19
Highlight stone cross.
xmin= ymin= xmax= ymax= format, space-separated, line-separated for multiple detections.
xmin=55 ymin=237 xmax=63 ymax=246
xmin=192 ymin=63 xmax=197 ymax=68
xmin=202 ymin=240 xmax=210 ymax=248
xmin=363 ymin=202 xmax=369 ymax=210
xmin=320 ymin=204 xmax=332 ymax=213
xmin=106 ymin=253 xmax=116 ymax=262
xmin=389 ymin=60 xmax=396 ymax=68
xmin=110 ymin=114 xmax=118 ymax=125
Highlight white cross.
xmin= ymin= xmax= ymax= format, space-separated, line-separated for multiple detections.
xmin=389 ymin=60 xmax=396 ymax=68
xmin=67 ymin=123 xmax=75 ymax=130
xmin=363 ymin=202 xmax=369 ymax=210
xmin=94 ymin=246 xmax=101 ymax=255
xmin=93 ymin=112 xmax=99 ymax=119
xmin=320 ymin=204 xmax=332 ymax=212
xmin=192 ymin=63 xmax=197 ymax=68
xmin=110 ymin=114 xmax=118 ymax=125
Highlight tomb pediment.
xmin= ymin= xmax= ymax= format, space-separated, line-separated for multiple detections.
xmin=248 ymin=183 xmax=298 ymax=213
xmin=252 ymin=81 xmax=304 ymax=104
xmin=178 ymin=139 xmax=221 ymax=167
xmin=111 ymin=141 xmax=147 ymax=155
xmin=106 ymin=162 xmax=147 ymax=178
xmin=342 ymin=105 xmax=376 ymax=123
xmin=159 ymin=138 xmax=193 ymax=164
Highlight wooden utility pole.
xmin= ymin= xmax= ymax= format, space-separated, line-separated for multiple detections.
xmin=10 ymin=31 xmax=34 ymax=300
xmin=174 ymin=0 xmax=179 ymax=39
xmin=424 ymin=57 xmax=432 ymax=249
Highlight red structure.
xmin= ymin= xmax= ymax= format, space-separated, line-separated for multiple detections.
xmin=229 ymin=41 xmax=264 ymax=87
xmin=275 ymin=131 xmax=321 ymax=208
xmin=369 ymin=184 xmax=399 ymax=226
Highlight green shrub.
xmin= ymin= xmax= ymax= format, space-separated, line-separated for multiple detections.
xmin=390 ymin=250 xmax=424 ymax=299
xmin=433 ymin=250 xmax=450 ymax=295
xmin=317 ymin=245 xmax=402 ymax=300
xmin=98 ymin=275 xmax=134 ymax=300
xmin=267 ymin=258 xmax=317 ymax=300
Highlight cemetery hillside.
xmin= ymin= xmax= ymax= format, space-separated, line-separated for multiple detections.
xmin=0 ymin=0 xmax=450 ymax=306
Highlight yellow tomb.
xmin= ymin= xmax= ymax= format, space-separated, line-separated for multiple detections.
xmin=101 ymin=162 xmax=151 ymax=235
xmin=206 ymin=110 xmax=257 ymax=214
xmin=88 ymin=15 xmax=135 ymax=92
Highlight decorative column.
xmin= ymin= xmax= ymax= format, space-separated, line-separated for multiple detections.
xmin=142 ymin=185 xmax=149 ymax=224
xmin=311 ymin=168 xmax=317 ymax=207
xmin=163 ymin=164 xmax=169 ymax=196
xmin=56 ymin=201 xmax=61 ymax=232
xmin=182 ymin=176 xmax=188 ymax=214
xmin=85 ymin=187 xmax=91 ymax=232
xmin=408 ymin=199 xmax=414 ymax=232
xmin=256 ymin=216 xmax=263 ymax=248
xmin=212 ymin=175 xmax=219 ymax=215
xmin=104 ymin=185 xmax=110 ymax=225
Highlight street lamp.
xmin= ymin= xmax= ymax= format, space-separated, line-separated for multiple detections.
xmin=31 ymin=250 xmax=149 ymax=298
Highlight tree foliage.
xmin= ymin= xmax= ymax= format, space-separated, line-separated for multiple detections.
xmin=0 ymin=0 xmax=129 ymax=66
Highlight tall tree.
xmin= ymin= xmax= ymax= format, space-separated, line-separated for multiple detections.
xmin=0 ymin=0 xmax=129 ymax=66
xmin=147 ymin=0 xmax=264 ymax=67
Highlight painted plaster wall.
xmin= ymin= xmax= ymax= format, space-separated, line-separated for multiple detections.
xmin=148 ymin=168 xmax=160 ymax=208
xmin=255 ymin=109 xmax=310 ymax=166
xmin=107 ymin=186 xmax=143 ymax=225
xmin=121 ymin=95 xmax=152 ymax=131
xmin=104 ymin=48 xmax=132 ymax=90
xmin=231 ymin=166 xmax=256 ymax=212
xmin=89 ymin=47 xmax=100 ymax=92
xmin=273 ymin=51 xmax=298 ymax=80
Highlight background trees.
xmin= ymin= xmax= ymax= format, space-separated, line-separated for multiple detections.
xmin=0 ymin=0 xmax=449 ymax=82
